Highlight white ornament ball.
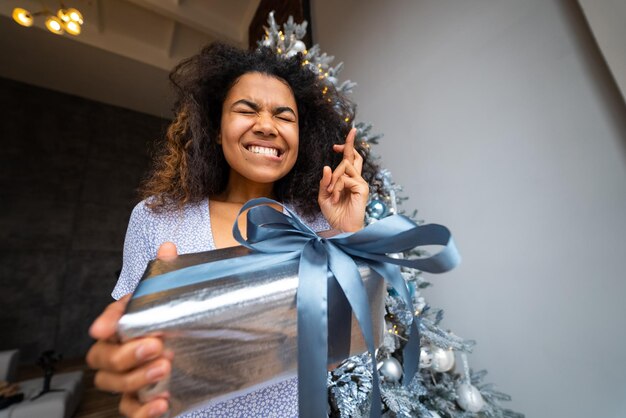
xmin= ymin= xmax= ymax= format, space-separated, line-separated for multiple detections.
xmin=419 ymin=346 xmax=433 ymax=369
xmin=291 ymin=40 xmax=306 ymax=52
xmin=456 ymin=383 xmax=485 ymax=412
xmin=425 ymin=410 xmax=441 ymax=418
xmin=377 ymin=357 xmax=403 ymax=383
xmin=430 ymin=346 xmax=455 ymax=372
xmin=285 ymin=50 xmax=298 ymax=58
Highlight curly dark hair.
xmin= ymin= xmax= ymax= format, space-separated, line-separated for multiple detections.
xmin=141 ymin=42 xmax=377 ymax=218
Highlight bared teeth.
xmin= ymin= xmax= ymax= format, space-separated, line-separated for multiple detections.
xmin=248 ymin=145 xmax=279 ymax=156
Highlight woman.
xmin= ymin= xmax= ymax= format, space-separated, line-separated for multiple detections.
xmin=87 ymin=43 xmax=377 ymax=418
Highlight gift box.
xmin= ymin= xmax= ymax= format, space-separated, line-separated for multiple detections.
xmin=117 ymin=198 xmax=460 ymax=418
xmin=117 ymin=244 xmax=385 ymax=416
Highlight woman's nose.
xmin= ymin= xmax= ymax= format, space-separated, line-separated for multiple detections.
xmin=253 ymin=112 xmax=277 ymax=137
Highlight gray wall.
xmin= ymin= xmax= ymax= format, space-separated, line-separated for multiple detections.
xmin=0 ymin=78 xmax=167 ymax=363
xmin=312 ymin=1 xmax=626 ymax=417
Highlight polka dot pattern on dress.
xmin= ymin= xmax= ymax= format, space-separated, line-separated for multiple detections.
xmin=180 ymin=377 xmax=298 ymax=418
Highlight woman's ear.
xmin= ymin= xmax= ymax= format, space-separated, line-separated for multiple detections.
xmin=216 ymin=134 xmax=222 ymax=145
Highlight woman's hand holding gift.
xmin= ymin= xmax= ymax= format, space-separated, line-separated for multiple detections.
xmin=86 ymin=243 xmax=178 ymax=418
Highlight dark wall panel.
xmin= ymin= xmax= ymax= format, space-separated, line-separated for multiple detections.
xmin=0 ymin=77 xmax=169 ymax=363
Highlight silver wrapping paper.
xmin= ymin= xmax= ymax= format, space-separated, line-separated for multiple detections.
xmin=118 ymin=245 xmax=385 ymax=416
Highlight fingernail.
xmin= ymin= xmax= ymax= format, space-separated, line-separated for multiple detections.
xmin=136 ymin=341 xmax=159 ymax=361
xmin=149 ymin=400 xmax=168 ymax=417
xmin=146 ymin=364 xmax=167 ymax=381
xmin=88 ymin=323 xmax=98 ymax=338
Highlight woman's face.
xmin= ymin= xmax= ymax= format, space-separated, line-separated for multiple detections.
xmin=220 ymin=72 xmax=299 ymax=186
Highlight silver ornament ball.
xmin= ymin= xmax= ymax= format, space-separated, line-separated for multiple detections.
xmin=456 ymin=383 xmax=485 ymax=412
xmin=430 ymin=346 xmax=455 ymax=372
xmin=377 ymin=357 xmax=403 ymax=383
xmin=419 ymin=346 xmax=433 ymax=369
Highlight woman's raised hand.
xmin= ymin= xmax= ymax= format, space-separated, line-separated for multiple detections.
xmin=318 ymin=127 xmax=369 ymax=232
xmin=86 ymin=242 xmax=178 ymax=418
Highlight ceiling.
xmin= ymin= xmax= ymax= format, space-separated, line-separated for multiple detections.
xmin=0 ymin=0 xmax=262 ymax=118
xmin=3 ymin=1 xmax=623 ymax=120
xmin=577 ymin=0 xmax=626 ymax=105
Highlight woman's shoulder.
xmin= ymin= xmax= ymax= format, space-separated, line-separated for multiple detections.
xmin=128 ymin=198 xmax=166 ymax=226
xmin=127 ymin=197 xmax=209 ymax=238
xmin=127 ymin=196 xmax=212 ymax=249
xmin=131 ymin=197 xmax=207 ymax=219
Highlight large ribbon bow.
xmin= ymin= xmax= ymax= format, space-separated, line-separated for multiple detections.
xmin=133 ymin=198 xmax=460 ymax=417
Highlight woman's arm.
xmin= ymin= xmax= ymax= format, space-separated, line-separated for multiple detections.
xmin=112 ymin=202 xmax=155 ymax=300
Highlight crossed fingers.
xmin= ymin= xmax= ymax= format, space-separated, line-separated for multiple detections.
xmin=324 ymin=128 xmax=366 ymax=203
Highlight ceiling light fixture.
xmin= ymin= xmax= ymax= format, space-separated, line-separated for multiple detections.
xmin=57 ymin=8 xmax=71 ymax=22
xmin=12 ymin=3 xmax=85 ymax=37
xmin=66 ymin=8 xmax=83 ymax=25
xmin=12 ymin=7 xmax=33 ymax=27
xmin=64 ymin=19 xmax=81 ymax=36
xmin=45 ymin=15 xmax=64 ymax=35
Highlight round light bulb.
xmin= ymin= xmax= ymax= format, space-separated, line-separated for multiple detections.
xmin=57 ymin=8 xmax=71 ymax=22
xmin=12 ymin=8 xmax=34 ymax=27
xmin=64 ymin=20 xmax=81 ymax=36
xmin=45 ymin=16 xmax=64 ymax=35
xmin=67 ymin=8 xmax=83 ymax=25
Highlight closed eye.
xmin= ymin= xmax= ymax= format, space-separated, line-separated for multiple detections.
xmin=231 ymin=99 xmax=259 ymax=114
xmin=276 ymin=114 xmax=296 ymax=122
xmin=274 ymin=106 xmax=297 ymax=122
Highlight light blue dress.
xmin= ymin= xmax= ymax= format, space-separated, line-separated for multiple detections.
xmin=112 ymin=198 xmax=329 ymax=417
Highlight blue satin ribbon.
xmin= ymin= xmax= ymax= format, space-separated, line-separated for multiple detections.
xmin=132 ymin=198 xmax=460 ymax=417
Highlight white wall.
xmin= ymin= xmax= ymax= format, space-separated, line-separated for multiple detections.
xmin=312 ymin=1 xmax=626 ymax=417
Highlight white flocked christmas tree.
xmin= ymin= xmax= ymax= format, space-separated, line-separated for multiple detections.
xmin=259 ymin=12 xmax=523 ymax=418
